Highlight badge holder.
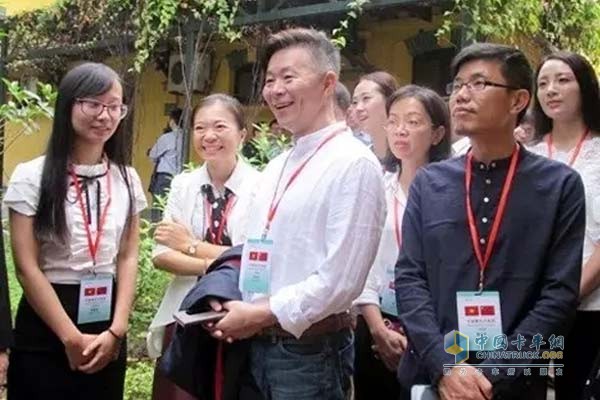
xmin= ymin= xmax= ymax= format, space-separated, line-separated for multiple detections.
xmin=78 ymin=269 xmax=113 ymax=324
xmin=239 ymin=237 xmax=273 ymax=295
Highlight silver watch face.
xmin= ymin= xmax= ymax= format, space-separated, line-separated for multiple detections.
xmin=188 ymin=246 xmax=196 ymax=255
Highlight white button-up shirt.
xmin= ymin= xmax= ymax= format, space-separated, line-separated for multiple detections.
xmin=354 ymin=171 xmax=406 ymax=307
xmin=243 ymin=122 xmax=386 ymax=338
xmin=3 ymin=156 xmax=147 ymax=284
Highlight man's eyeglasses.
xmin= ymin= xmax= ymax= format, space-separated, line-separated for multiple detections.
xmin=446 ymin=79 xmax=520 ymax=96
xmin=76 ymin=98 xmax=128 ymax=120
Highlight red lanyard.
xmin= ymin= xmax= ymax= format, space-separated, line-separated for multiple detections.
xmin=393 ymin=193 xmax=402 ymax=250
xmin=204 ymin=194 xmax=237 ymax=245
xmin=263 ymin=128 xmax=342 ymax=237
xmin=465 ymin=144 xmax=520 ymax=291
xmin=546 ymin=129 xmax=589 ymax=166
xmin=69 ymin=162 xmax=112 ymax=266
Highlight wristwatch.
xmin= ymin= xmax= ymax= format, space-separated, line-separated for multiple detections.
xmin=186 ymin=241 xmax=199 ymax=256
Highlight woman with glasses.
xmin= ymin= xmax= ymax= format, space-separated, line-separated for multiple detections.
xmin=3 ymin=63 xmax=146 ymax=399
xmin=529 ymin=51 xmax=600 ymax=400
xmin=148 ymin=94 xmax=260 ymax=400
xmin=352 ymin=71 xmax=399 ymax=168
xmin=353 ymin=85 xmax=451 ymax=399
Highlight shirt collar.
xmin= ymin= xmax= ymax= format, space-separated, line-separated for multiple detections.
xmin=469 ymin=143 xmax=523 ymax=171
xmin=291 ymin=122 xmax=347 ymax=157
xmin=384 ymin=171 xmax=407 ymax=205
xmin=196 ymin=157 xmax=252 ymax=196
xmin=71 ymin=159 xmax=110 ymax=177
xmin=223 ymin=158 xmax=252 ymax=194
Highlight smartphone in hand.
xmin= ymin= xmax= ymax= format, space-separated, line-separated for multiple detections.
xmin=173 ymin=310 xmax=227 ymax=327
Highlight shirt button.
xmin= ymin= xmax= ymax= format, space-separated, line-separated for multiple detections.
xmin=480 ymin=238 xmax=486 ymax=245
xmin=485 ymin=179 xmax=491 ymax=185
xmin=491 ymin=162 xmax=496 ymax=168
xmin=479 ymin=164 xmax=485 ymax=170
xmin=483 ymin=197 xmax=490 ymax=203
xmin=482 ymin=217 xmax=489 ymax=223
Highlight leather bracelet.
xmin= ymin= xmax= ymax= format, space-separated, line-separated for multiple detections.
xmin=107 ymin=328 xmax=123 ymax=341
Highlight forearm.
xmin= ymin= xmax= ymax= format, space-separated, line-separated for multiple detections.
xmin=580 ymin=245 xmax=600 ymax=299
xmin=111 ymin=253 xmax=138 ymax=336
xmin=111 ymin=216 xmax=141 ymax=336
xmin=153 ymin=251 xmax=212 ymax=276
xmin=194 ymin=241 xmax=229 ymax=260
xmin=360 ymin=304 xmax=387 ymax=335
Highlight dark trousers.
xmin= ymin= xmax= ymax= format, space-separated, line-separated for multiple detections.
xmin=555 ymin=310 xmax=600 ymax=400
xmin=354 ymin=315 xmax=403 ymax=400
xmin=7 ymin=285 xmax=126 ymax=400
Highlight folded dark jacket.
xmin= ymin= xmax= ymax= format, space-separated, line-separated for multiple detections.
xmin=159 ymin=245 xmax=262 ymax=400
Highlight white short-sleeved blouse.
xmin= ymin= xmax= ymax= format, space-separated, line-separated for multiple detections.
xmin=529 ymin=136 xmax=600 ymax=310
xmin=3 ymin=156 xmax=147 ymax=284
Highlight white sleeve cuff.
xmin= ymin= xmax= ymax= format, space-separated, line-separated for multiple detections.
xmin=352 ymin=288 xmax=380 ymax=308
xmin=152 ymin=244 xmax=175 ymax=259
xmin=269 ymin=290 xmax=312 ymax=339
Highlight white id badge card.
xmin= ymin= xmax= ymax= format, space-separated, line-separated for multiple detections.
xmin=380 ymin=265 xmax=399 ymax=316
xmin=78 ymin=274 xmax=113 ymax=324
xmin=239 ymin=238 xmax=273 ymax=295
xmin=456 ymin=291 xmax=503 ymax=351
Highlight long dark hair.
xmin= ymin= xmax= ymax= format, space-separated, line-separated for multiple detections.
xmin=34 ymin=62 xmax=133 ymax=242
xmin=533 ymin=51 xmax=600 ymax=141
xmin=384 ymin=84 xmax=451 ymax=170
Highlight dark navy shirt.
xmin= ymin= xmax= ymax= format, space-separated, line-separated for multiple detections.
xmin=395 ymin=146 xmax=585 ymax=389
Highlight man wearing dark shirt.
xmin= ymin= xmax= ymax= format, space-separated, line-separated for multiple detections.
xmin=395 ymin=43 xmax=585 ymax=400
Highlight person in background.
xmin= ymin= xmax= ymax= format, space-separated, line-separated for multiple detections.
xmin=4 ymin=62 xmax=147 ymax=399
xmin=149 ymin=94 xmax=260 ymax=400
xmin=529 ymin=51 xmax=600 ymax=400
xmin=347 ymin=103 xmax=373 ymax=147
xmin=334 ymin=81 xmax=351 ymax=122
xmin=514 ymin=108 xmax=535 ymax=145
xmin=353 ymin=85 xmax=451 ymax=399
xmin=206 ymin=27 xmax=385 ymax=400
xmin=396 ymin=43 xmax=585 ymax=400
xmin=352 ymin=71 xmax=399 ymax=167
xmin=148 ymin=107 xmax=184 ymax=222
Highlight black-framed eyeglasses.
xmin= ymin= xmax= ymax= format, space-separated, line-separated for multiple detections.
xmin=446 ymin=79 xmax=520 ymax=96
xmin=76 ymin=98 xmax=128 ymax=120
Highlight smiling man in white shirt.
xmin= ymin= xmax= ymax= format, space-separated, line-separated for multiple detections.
xmin=208 ymin=28 xmax=385 ymax=399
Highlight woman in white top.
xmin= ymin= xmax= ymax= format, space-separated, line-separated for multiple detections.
xmin=529 ymin=51 xmax=600 ymax=400
xmin=4 ymin=63 xmax=147 ymax=399
xmin=149 ymin=94 xmax=260 ymax=400
xmin=353 ymin=85 xmax=451 ymax=399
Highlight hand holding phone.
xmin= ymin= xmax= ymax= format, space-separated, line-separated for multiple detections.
xmin=173 ymin=310 xmax=227 ymax=327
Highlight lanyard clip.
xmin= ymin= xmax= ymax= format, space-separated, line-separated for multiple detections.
xmin=477 ymin=270 xmax=484 ymax=294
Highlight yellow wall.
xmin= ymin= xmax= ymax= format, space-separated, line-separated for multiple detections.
xmin=2 ymin=12 xmax=439 ymax=190
xmin=4 ymin=0 xmax=56 ymax=15
xmin=3 ymin=119 xmax=51 ymax=182
xmin=359 ymin=16 xmax=444 ymax=86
